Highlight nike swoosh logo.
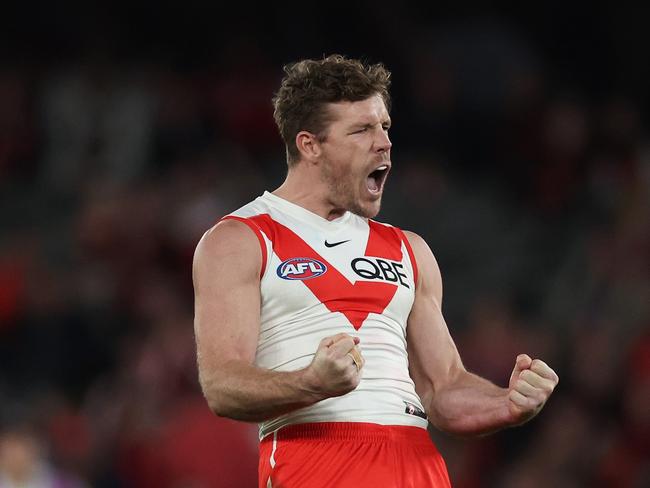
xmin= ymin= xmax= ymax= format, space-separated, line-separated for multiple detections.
xmin=324 ymin=239 xmax=351 ymax=248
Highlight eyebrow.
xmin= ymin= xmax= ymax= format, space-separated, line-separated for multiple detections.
xmin=349 ymin=119 xmax=392 ymax=130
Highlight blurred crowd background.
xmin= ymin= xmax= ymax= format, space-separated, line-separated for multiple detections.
xmin=1 ymin=3 xmax=649 ymax=487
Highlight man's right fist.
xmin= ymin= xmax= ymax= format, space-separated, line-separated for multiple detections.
xmin=303 ymin=333 xmax=365 ymax=400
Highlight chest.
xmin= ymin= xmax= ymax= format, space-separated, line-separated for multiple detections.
xmin=258 ymin=217 xmax=415 ymax=331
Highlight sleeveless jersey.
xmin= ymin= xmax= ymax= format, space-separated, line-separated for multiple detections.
xmin=222 ymin=191 xmax=428 ymax=439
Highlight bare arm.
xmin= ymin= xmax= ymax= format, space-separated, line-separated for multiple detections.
xmin=404 ymin=231 xmax=558 ymax=436
xmin=193 ymin=219 xmax=363 ymax=422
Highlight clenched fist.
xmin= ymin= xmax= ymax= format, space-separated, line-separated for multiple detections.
xmin=508 ymin=354 xmax=559 ymax=425
xmin=303 ymin=333 xmax=365 ymax=400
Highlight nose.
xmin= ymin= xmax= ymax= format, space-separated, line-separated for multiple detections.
xmin=375 ymin=128 xmax=392 ymax=153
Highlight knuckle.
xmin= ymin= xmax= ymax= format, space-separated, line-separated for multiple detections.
xmin=528 ymin=393 xmax=541 ymax=405
xmin=338 ymin=333 xmax=352 ymax=343
xmin=524 ymin=370 xmax=538 ymax=382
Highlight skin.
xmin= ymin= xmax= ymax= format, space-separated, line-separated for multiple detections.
xmin=0 ymin=431 xmax=42 ymax=484
xmin=273 ymin=94 xmax=392 ymax=220
xmin=193 ymin=93 xmax=558 ymax=432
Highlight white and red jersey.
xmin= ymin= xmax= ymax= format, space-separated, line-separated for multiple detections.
xmin=222 ymin=191 xmax=428 ymax=439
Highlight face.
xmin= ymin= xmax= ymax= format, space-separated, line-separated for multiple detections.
xmin=317 ymin=94 xmax=392 ymax=218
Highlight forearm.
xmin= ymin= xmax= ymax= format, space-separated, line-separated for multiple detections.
xmin=200 ymin=360 xmax=324 ymax=422
xmin=426 ymin=371 xmax=514 ymax=436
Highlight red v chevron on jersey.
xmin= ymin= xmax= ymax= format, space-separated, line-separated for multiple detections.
xmin=248 ymin=214 xmax=405 ymax=330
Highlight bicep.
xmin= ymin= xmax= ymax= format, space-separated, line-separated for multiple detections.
xmin=193 ymin=219 xmax=263 ymax=380
xmin=405 ymin=231 xmax=464 ymax=404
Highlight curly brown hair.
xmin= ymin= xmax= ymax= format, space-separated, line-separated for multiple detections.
xmin=272 ymin=54 xmax=392 ymax=167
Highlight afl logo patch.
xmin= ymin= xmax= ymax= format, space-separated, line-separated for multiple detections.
xmin=277 ymin=257 xmax=327 ymax=280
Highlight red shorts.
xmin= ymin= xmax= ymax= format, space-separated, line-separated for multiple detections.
xmin=258 ymin=422 xmax=451 ymax=487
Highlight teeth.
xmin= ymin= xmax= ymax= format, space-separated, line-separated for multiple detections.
xmin=376 ymin=165 xmax=388 ymax=171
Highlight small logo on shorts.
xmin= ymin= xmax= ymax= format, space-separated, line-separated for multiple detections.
xmin=404 ymin=401 xmax=427 ymax=420
xmin=277 ymin=257 xmax=328 ymax=280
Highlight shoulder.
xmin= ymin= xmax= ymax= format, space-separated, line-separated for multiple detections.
xmin=401 ymin=231 xmax=439 ymax=267
xmin=369 ymin=220 xmax=428 ymax=253
xmin=193 ymin=218 xmax=263 ymax=280
xmin=401 ymin=230 xmax=443 ymax=302
xmin=401 ymin=230 xmax=427 ymax=252
xmin=195 ymin=218 xmax=261 ymax=257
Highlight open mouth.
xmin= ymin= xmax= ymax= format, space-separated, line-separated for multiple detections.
xmin=366 ymin=164 xmax=390 ymax=194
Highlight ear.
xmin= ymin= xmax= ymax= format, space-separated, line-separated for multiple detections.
xmin=295 ymin=131 xmax=322 ymax=163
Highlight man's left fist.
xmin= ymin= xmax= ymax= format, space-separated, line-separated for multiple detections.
xmin=507 ymin=354 xmax=559 ymax=424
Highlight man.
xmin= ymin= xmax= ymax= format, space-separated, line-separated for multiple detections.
xmin=193 ymin=55 xmax=559 ymax=487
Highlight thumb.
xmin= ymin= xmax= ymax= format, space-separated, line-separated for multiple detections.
xmin=509 ymin=354 xmax=532 ymax=387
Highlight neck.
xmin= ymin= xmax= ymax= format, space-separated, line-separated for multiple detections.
xmin=272 ymin=165 xmax=346 ymax=221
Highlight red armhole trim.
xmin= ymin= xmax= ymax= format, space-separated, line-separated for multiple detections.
xmin=220 ymin=215 xmax=268 ymax=279
xmin=395 ymin=228 xmax=418 ymax=288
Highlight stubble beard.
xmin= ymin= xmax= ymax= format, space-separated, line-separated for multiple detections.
xmin=320 ymin=158 xmax=380 ymax=219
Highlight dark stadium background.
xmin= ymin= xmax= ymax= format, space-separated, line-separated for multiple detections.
xmin=1 ymin=2 xmax=648 ymax=487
